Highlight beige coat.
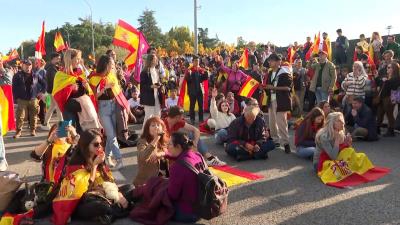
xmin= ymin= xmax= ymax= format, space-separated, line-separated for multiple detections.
xmin=309 ymin=60 xmax=337 ymax=93
xmin=133 ymin=138 xmax=166 ymax=187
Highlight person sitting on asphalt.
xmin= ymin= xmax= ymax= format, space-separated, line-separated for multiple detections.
xmin=226 ymin=105 xmax=275 ymax=161
xmin=344 ymin=96 xmax=378 ymax=141
xmin=226 ymin=91 xmax=241 ymax=116
xmin=128 ymin=89 xmax=145 ymax=124
xmin=294 ymin=107 xmax=325 ymax=159
xmin=208 ymin=88 xmax=236 ymax=145
xmin=163 ymin=106 xmax=226 ymax=166
xmin=133 ymin=116 xmax=169 ymax=187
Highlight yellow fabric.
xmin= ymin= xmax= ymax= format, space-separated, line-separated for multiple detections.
xmin=238 ymin=78 xmax=259 ymax=97
xmin=48 ymin=143 xmax=71 ymax=184
xmin=52 ymin=71 xmax=92 ymax=96
xmin=114 ymin=24 xmax=139 ymax=48
xmin=209 ymin=168 xmax=251 ymax=187
xmin=0 ymin=216 xmax=13 ymax=225
xmin=318 ymin=147 xmax=374 ymax=184
xmin=0 ymin=88 xmax=9 ymax=135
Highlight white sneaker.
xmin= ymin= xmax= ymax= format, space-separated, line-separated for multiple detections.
xmin=106 ymin=156 xmax=116 ymax=167
xmin=0 ymin=160 xmax=8 ymax=172
xmin=206 ymin=157 xmax=226 ymax=167
xmin=111 ymin=159 xmax=123 ymax=171
xmin=40 ymin=125 xmax=50 ymax=131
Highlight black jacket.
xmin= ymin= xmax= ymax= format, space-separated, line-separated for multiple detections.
xmin=139 ymin=70 xmax=162 ymax=106
xmin=266 ymin=67 xmax=293 ymax=112
xmin=44 ymin=63 xmax=58 ymax=94
xmin=12 ymin=71 xmax=46 ymax=100
xmin=185 ymin=67 xmax=208 ymax=96
xmin=227 ymin=115 xmax=269 ymax=146
xmin=345 ymin=104 xmax=378 ymax=141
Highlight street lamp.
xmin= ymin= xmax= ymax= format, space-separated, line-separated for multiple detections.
xmin=84 ymin=0 xmax=95 ymax=59
xmin=64 ymin=23 xmax=71 ymax=46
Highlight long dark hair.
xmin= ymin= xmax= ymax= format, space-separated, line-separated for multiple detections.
xmin=171 ymin=132 xmax=193 ymax=152
xmin=69 ymin=129 xmax=112 ymax=181
xmin=143 ymin=54 xmax=156 ymax=72
xmin=302 ymin=107 xmax=325 ymax=139
xmin=389 ymin=61 xmax=400 ymax=80
xmin=96 ymin=55 xmax=112 ymax=75
xmin=217 ymin=100 xmax=232 ymax=116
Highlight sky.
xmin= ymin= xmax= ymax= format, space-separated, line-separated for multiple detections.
xmin=1 ymin=0 xmax=400 ymax=54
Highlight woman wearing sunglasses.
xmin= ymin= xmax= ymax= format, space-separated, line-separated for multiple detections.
xmin=53 ymin=129 xmax=134 ymax=225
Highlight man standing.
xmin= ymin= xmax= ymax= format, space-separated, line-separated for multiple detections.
xmin=385 ymin=35 xmax=400 ymax=59
xmin=335 ymin=29 xmax=349 ymax=66
xmin=41 ymin=53 xmax=62 ymax=130
xmin=185 ymin=55 xmax=208 ymax=124
xmin=310 ymin=51 xmax=337 ymax=103
xmin=33 ymin=59 xmax=47 ymax=127
xmin=303 ymin=36 xmax=313 ymax=56
xmin=12 ymin=59 xmax=46 ymax=138
xmin=265 ymin=53 xmax=293 ymax=153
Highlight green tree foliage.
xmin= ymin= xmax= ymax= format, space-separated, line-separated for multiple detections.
xmin=198 ymin=28 xmax=219 ymax=49
xmin=138 ymin=9 xmax=164 ymax=48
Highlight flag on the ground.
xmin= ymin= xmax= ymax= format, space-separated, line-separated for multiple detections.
xmin=1 ymin=49 xmax=19 ymax=63
xmin=35 ymin=21 xmax=46 ymax=59
xmin=317 ymin=146 xmax=390 ymax=188
xmin=52 ymin=70 xmax=94 ymax=112
xmin=89 ymin=73 xmax=130 ymax=111
xmin=113 ymin=19 xmax=140 ymax=70
xmin=54 ymin=32 xmax=66 ymax=52
xmin=238 ymin=76 xmax=260 ymax=98
xmin=134 ymin=32 xmax=150 ymax=83
xmin=209 ymin=165 xmax=264 ymax=187
xmin=0 ymin=85 xmax=15 ymax=135
xmin=178 ymin=75 xmax=209 ymax=112
xmin=0 ymin=210 xmax=34 ymax=225
xmin=238 ymin=48 xmax=249 ymax=69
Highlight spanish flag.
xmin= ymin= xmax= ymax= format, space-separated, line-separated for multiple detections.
xmin=1 ymin=50 xmax=19 ymax=63
xmin=312 ymin=32 xmax=321 ymax=55
xmin=113 ymin=19 xmax=140 ymax=70
xmin=44 ymin=143 xmax=71 ymax=187
xmin=322 ymin=37 xmax=332 ymax=61
xmin=259 ymin=90 xmax=268 ymax=107
xmin=52 ymin=69 xmax=94 ymax=112
xmin=54 ymin=32 xmax=66 ymax=52
xmin=0 ymin=210 xmax=34 ymax=225
xmin=0 ymin=85 xmax=15 ymax=135
xmin=178 ymin=77 xmax=209 ymax=112
xmin=287 ymin=47 xmax=296 ymax=64
xmin=317 ymin=145 xmax=390 ymax=188
xmin=209 ymin=165 xmax=264 ymax=187
xmin=89 ymin=73 xmax=130 ymax=111
xmin=35 ymin=21 xmax=46 ymax=59
xmin=52 ymin=165 xmax=113 ymax=225
xmin=238 ymin=48 xmax=249 ymax=70
xmin=305 ymin=33 xmax=318 ymax=61
xmin=238 ymin=76 xmax=260 ymax=98
xmin=216 ymin=70 xmax=228 ymax=84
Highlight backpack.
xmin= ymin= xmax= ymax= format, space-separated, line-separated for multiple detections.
xmin=178 ymin=155 xmax=229 ymax=220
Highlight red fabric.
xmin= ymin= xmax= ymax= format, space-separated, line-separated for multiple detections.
xmin=130 ymin=177 xmax=175 ymax=225
xmin=212 ymin=165 xmax=264 ymax=180
xmin=198 ymin=118 xmax=214 ymax=134
xmin=53 ymin=85 xmax=74 ymax=112
xmin=163 ymin=118 xmax=185 ymax=134
xmin=327 ymin=167 xmax=390 ymax=188
xmin=317 ymin=143 xmax=349 ymax=173
xmin=1 ymin=85 xmax=15 ymax=131
xmin=35 ymin=21 xmax=46 ymax=56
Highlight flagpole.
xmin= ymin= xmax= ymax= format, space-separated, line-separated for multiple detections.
xmin=20 ymin=43 xmax=24 ymax=60
xmin=84 ymin=0 xmax=95 ymax=59
xmin=194 ymin=0 xmax=198 ymax=55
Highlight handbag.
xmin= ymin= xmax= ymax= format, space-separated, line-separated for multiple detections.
xmin=0 ymin=171 xmax=23 ymax=211
xmin=390 ymin=87 xmax=400 ymax=104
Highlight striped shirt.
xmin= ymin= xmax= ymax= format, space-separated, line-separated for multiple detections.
xmin=341 ymin=72 xmax=367 ymax=97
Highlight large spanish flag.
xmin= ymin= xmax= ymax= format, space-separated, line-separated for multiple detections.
xmin=209 ymin=165 xmax=264 ymax=187
xmin=178 ymin=79 xmax=209 ymax=112
xmin=54 ymin=32 xmax=66 ymax=52
xmin=89 ymin=73 xmax=130 ymax=111
xmin=113 ymin=19 xmax=140 ymax=70
xmin=52 ymin=69 xmax=94 ymax=112
xmin=0 ymin=85 xmax=15 ymax=135
xmin=238 ymin=76 xmax=260 ymax=98
xmin=1 ymin=49 xmax=19 ymax=63
xmin=238 ymin=48 xmax=249 ymax=70
xmin=322 ymin=37 xmax=332 ymax=61
xmin=317 ymin=146 xmax=390 ymax=188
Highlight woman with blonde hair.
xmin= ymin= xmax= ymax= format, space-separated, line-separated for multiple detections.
xmin=52 ymin=48 xmax=101 ymax=133
xmin=370 ymin=32 xmax=383 ymax=65
xmin=313 ymin=112 xmax=352 ymax=170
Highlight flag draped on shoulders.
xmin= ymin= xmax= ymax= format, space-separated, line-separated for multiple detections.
xmin=0 ymin=85 xmax=15 ymax=135
xmin=52 ymin=69 xmax=93 ymax=112
xmin=44 ymin=143 xmax=71 ymax=186
xmin=178 ymin=67 xmax=209 ymax=112
xmin=317 ymin=145 xmax=390 ymax=188
xmin=89 ymin=72 xmax=130 ymax=111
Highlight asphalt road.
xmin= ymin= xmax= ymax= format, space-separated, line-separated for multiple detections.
xmin=3 ymin=120 xmax=400 ymax=225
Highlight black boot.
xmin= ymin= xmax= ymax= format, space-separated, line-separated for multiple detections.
xmin=383 ymin=128 xmax=395 ymax=137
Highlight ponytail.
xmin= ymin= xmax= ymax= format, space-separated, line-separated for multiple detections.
xmin=171 ymin=132 xmax=194 ymax=152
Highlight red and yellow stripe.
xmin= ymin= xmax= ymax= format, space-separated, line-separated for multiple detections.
xmin=238 ymin=76 xmax=260 ymax=98
xmin=0 ymin=85 xmax=15 ymax=135
xmin=209 ymin=165 xmax=264 ymax=187
xmin=238 ymin=48 xmax=249 ymax=70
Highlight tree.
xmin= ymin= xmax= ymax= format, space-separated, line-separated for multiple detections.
xmin=198 ymin=27 xmax=219 ymax=49
xmin=166 ymin=26 xmax=192 ymax=50
xmin=236 ymin=36 xmax=247 ymax=50
xmin=138 ymin=10 xmax=164 ymax=48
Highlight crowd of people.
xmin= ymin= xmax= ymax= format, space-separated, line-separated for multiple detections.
xmin=0 ymin=29 xmax=399 ymax=224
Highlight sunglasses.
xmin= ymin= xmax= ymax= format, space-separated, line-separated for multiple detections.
xmin=92 ymin=142 xmax=103 ymax=148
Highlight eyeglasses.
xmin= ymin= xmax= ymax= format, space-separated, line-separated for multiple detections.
xmin=92 ymin=142 xmax=103 ymax=148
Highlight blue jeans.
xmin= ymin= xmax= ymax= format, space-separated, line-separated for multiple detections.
xmin=315 ymin=87 xmax=329 ymax=104
xmin=188 ymin=133 xmax=207 ymax=155
xmin=98 ymin=100 xmax=121 ymax=159
xmin=226 ymin=140 xmax=275 ymax=160
xmin=215 ymin=129 xmax=228 ymax=145
xmin=173 ymin=205 xmax=199 ymax=223
xmin=296 ymin=146 xmax=316 ymax=159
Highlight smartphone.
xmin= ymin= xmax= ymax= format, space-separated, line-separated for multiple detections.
xmin=57 ymin=120 xmax=72 ymax=138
